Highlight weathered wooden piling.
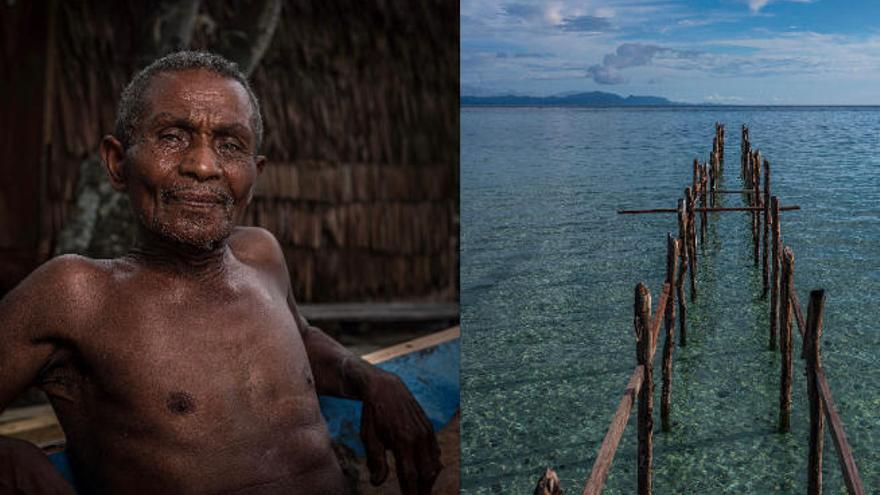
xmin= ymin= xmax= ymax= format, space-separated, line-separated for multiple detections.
xmin=634 ymin=283 xmax=653 ymax=495
xmin=676 ymin=200 xmax=688 ymax=347
xmin=700 ymin=163 xmax=708 ymax=242
xmin=762 ymin=160 xmax=771 ymax=296
xmin=661 ymin=234 xmax=679 ymax=432
xmin=752 ymin=152 xmax=761 ymax=266
xmin=806 ymin=289 xmax=826 ymax=495
xmin=741 ymin=125 xmax=749 ymax=181
xmin=770 ymin=197 xmax=781 ymax=350
xmin=778 ymin=246 xmax=793 ymax=432
xmin=685 ymin=187 xmax=697 ymax=300
xmin=709 ymin=152 xmax=718 ymax=207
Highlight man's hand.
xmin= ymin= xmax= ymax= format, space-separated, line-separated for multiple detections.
xmin=360 ymin=369 xmax=442 ymax=495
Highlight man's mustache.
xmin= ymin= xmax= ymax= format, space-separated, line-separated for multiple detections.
xmin=160 ymin=185 xmax=234 ymax=206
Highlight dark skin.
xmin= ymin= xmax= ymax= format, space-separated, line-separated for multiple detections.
xmin=0 ymin=69 xmax=440 ymax=494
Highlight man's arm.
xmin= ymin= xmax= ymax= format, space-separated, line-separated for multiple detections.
xmin=232 ymin=227 xmax=441 ymax=495
xmin=289 ymin=293 xmax=442 ymax=495
xmin=0 ymin=256 xmax=93 ymax=411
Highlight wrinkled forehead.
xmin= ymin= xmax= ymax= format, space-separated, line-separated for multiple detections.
xmin=141 ymin=69 xmax=254 ymax=131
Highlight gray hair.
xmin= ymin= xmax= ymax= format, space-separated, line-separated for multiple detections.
xmin=114 ymin=51 xmax=263 ymax=152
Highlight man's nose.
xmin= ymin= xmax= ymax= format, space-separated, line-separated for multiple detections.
xmin=179 ymin=139 xmax=221 ymax=181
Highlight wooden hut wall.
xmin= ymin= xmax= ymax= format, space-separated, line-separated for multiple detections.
xmin=0 ymin=0 xmax=459 ymax=302
xmin=0 ymin=2 xmax=50 ymax=293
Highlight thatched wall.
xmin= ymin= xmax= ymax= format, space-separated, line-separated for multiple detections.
xmin=0 ymin=0 xmax=458 ymax=302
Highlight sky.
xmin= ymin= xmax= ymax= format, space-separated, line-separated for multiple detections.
xmin=461 ymin=0 xmax=880 ymax=104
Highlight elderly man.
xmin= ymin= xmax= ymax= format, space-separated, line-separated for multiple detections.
xmin=0 ymin=51 xmax=440 ymax=494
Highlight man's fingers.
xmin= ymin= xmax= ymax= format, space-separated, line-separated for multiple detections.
xmin=360 ymin=406 xmax=389 ymax=486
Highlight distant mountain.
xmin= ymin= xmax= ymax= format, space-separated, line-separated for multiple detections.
xmin=460 ymin=91 xmax=677 ymax=106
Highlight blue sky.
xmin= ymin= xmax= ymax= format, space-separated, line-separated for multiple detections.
xmin=461 ymin=0 xmax=880 ymax=104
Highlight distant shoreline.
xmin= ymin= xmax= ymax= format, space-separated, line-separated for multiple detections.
xmin=460 ymin=103 xmax=880 ymax=109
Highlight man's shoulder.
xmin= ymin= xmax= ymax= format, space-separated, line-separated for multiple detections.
xmin=31 ymin=254 xmax=111 ymax=291
xmin=4 ymin=254 xmax=109 ymax=330
xmin=228 ymin=226 xmax=287 ymax=272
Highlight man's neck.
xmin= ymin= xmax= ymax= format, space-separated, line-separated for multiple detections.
xmin=127 ymin=227 xmax=232 ymax=279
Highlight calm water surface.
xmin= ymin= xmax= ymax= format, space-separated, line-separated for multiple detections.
xmin=460 ymin=107 xmax=880 ymax=493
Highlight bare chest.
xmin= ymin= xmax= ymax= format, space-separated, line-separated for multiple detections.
xmin=42 ymin=280 xmax=319 ymax=441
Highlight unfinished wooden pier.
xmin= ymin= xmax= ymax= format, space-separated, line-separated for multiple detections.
xmin=582 ymin=123 xmax=865 ymax=495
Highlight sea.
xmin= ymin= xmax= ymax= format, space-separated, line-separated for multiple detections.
xmin=460 ymin=106 xmax=880 ymax=494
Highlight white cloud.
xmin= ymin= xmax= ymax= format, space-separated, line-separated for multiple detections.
xmin=748 ymin=0 xmax=771 ymax=13
xmin=746 ymin=0 xmax=816 ymax=14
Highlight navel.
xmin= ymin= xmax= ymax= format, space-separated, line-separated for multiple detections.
xmin=166 ymin=391 xmax=197 ymax=415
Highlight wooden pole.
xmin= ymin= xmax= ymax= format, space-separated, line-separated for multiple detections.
xmin=762 ymin=160 xmax=771 ymax=296
xmin=746 ymin=146 xmax=753 ymax=189
xmin=710 ymin=152 xmax=717 ymax=207
xmin=677 ymin=201 xmax=688 ymax=347
xmin=770 ymin=197 xmax=781 ymax=351
xmin=685 ymin=188 xmax=697 ymax=300
xmin=806 ymin=289 xmax=826 ymax=495
xmin=709 ymin=156 xmax=715 ymax=207
xmin=661 ymin=234 xmax=679 ymax=432
xmin=752 ymin=152 xmax=761 ymax=266
xmin=741 ymin=125 xmax=748 ymax=181
xmin=700 ymin=163 xmax=708 ymax=242
xmin=778 ymin=246 xmax=793 ymax=432
xmin=635 ymin=283 xmax=653 ymax=495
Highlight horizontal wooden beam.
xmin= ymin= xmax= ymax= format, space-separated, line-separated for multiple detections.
xmin=361 ymin=325 xmax=460 ymax=364
xmin=0 ymin=406 xmax=58 ymax=437
xmin=300 ymin=302 xmax=459 ymax=323
xmin=816 ymin=368 xmax=865 ymax=495
xmin=582 ymin=366 xmax=644 ymax=495
xmin=618 ymin=206 xmax=800 ymax=215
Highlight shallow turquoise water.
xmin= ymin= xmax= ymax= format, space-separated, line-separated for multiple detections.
xmin=460 ymin=107 xmax=880 ymax=493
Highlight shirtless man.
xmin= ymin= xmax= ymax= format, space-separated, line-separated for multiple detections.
xmin=0 ymin=51 xmax=441 ymax=494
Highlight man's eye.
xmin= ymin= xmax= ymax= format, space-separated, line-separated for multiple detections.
xmin=160 ymin=133 xmax=181 ymax=143
xmin=219 ymin=142 xmax=243 ymax=153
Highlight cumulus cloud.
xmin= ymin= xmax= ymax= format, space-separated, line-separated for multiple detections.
xmin=587 ymin=43 xmax=668 ymax=84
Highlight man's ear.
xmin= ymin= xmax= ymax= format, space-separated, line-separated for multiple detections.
xmin=100 ymin=135 xmax=127 ymax=191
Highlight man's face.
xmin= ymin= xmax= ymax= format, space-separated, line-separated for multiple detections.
xmin=117 ymin=69 xmax=263 ymax=249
